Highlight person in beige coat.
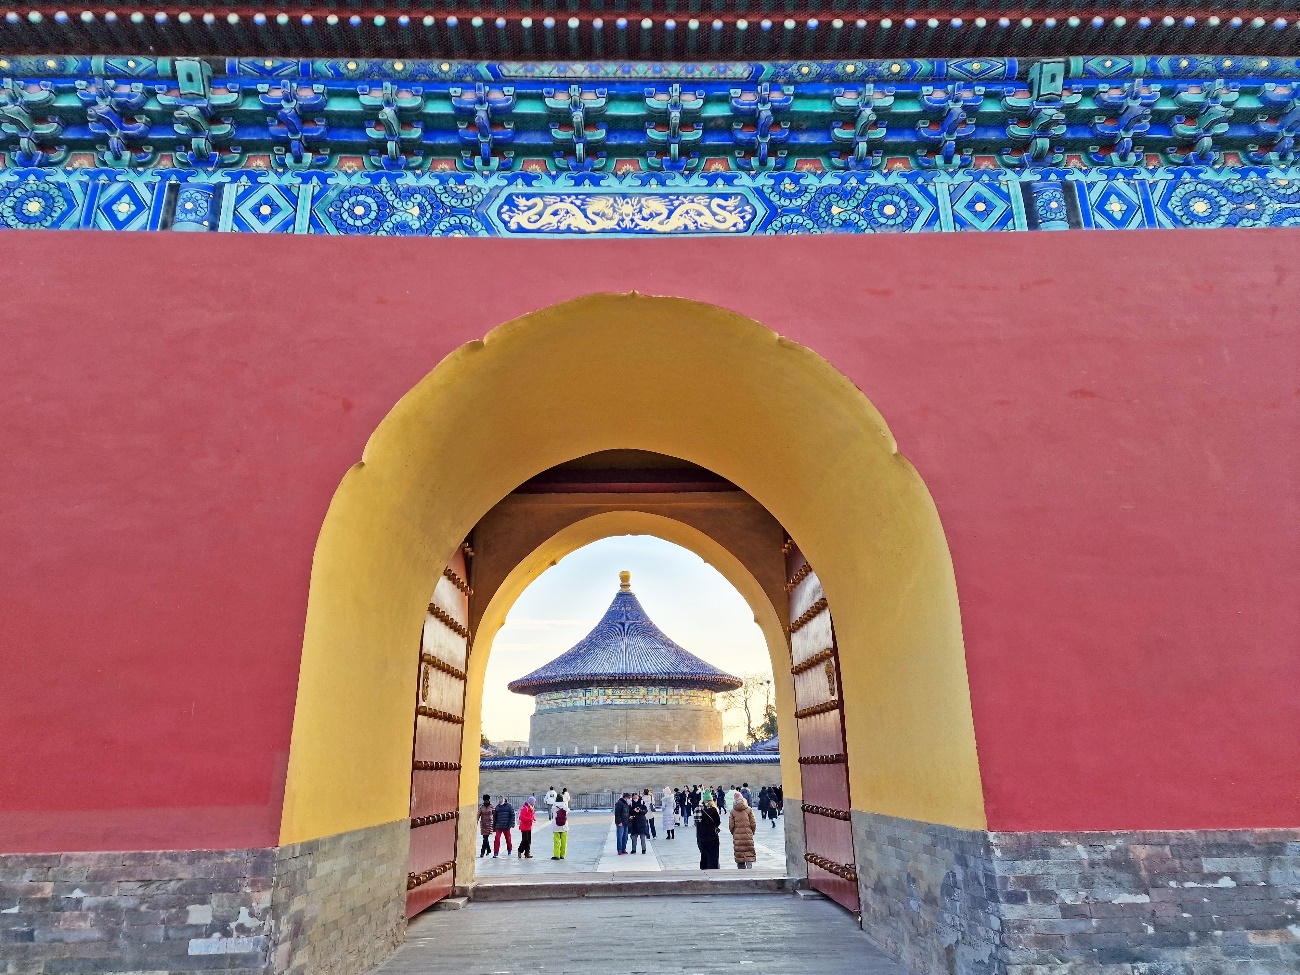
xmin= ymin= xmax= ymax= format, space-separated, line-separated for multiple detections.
xmin=729 ymin=795 xmax=757 ymax=869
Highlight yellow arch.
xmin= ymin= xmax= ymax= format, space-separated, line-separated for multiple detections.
xmin=280 ymin=293 xmax=985 ymax=845
xmin=460 ymin=510 xmax=801 ymax=810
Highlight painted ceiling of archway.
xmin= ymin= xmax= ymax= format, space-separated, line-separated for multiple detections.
xmin=1 ymin=53 xmax=1298 ymax=233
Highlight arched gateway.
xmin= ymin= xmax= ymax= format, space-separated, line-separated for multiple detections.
xmin=275 ymin=292 xmax=983 ymax=969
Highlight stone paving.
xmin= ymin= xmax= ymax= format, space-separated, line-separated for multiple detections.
xmin=370 ymin=894 xmax=904 ymax=975
xmin=473 ymin=809 xmax=786 ymax=880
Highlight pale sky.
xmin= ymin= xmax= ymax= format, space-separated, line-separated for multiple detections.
xmin=480 ymin=535 xmax=773 ymax=745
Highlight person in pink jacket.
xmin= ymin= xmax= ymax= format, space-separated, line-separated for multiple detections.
xmin=517 ymin=797 xmax=536 ymax=859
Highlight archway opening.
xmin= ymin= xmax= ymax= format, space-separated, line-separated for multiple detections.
xmin=277 ymin=293 xmax=985 ymax=971
xmin=472 ymin=531 xmax=787 ymax=878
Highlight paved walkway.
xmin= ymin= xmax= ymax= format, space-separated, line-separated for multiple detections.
xmin=474 ymin=810 xmax=786 ymax=880
xmin=371 ymin=895 xmax=904 ymax=975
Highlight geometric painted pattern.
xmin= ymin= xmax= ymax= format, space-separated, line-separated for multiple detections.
xmin=0 ymin=173 xmax=81 ymax=229
xmin=4 ymin=166 xmax=1300 ymax=236
xmin=91 ymin=181 xmax=153 ymax=231
xmin=949 ymin=178 xmax=1017 ymax=232
xmin=1086 ymin=180 xmax=1147 ymax=231
xmin=230 ymin=182 xmax=297 ymax=234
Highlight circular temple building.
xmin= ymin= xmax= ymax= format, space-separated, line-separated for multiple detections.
xmin=507 ymin=571 xmax=743 ymax=755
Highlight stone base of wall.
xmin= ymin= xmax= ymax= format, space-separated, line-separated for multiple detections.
xmin=852 ymin=811 xmax=1300 ymax=975
xmin=0 ymin=821 xmax=410 ymax=975
xmin=784 ymin=802 xmax=809 ymax=880
xmin=852 ymin=811 xmax=1001 ymax=975
xmin=0 ymin=847 xmax=277 ymax=974
xmin=270 ymin=819 xmax=408 ymax=975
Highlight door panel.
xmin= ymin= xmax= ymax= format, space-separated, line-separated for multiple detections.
xmin=410 ymin=769 xmax=461 ymax=817
xmin=786 ymin=538 xmax=860 ymax=917
xmin=796 ymin=714 xmax=846 ymax=762
xmin=405 ymin=543 xmax=471 ymax=917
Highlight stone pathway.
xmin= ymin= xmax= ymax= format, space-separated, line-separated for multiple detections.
xmin=370 ymin=895 xmax=904 ymax=975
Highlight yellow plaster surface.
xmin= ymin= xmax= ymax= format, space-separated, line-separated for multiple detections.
xmin=279 ymin=293 xmax=985 ymax=845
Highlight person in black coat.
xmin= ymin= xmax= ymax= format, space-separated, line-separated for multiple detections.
xmin=492 ymin=797 xmax=515 ymax=857
xmin=627 ymin=793 xmax=649 ymax=854
xmin=614 ymin=793 xmax=630 ymax=855
xmin=696 ymin=799 xmax=722 ymax=870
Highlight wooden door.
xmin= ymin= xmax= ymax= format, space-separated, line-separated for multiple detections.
xmin=405 ymin=542 xmax=472 ymax=916
xmin=785 ymin=538 xmax=860 ymax=916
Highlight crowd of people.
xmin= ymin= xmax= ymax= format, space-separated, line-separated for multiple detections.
xmin=477 ymin=783 xmax=784 ymax=871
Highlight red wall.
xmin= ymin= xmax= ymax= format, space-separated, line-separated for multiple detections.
xmin=1 ymin=230 xmax=1297 ymax=852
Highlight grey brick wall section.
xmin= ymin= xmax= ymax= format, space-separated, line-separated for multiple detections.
xmin=852 ymin=810 xmax=1001 ymax=975
xmin=0 ymin=847 xmax=276 ymax=974
xmin=851 ymin=811 xmax=1300 ymax=975
xmin=270 ymin=819 xmax=408 ymax=975
xmin=991 ymin=827 xmax=1300 ymax=975
xmin=784 ymin=802 xmax=809 ymax=881
xmin=0 ymin=821 xmax=409 ymax=975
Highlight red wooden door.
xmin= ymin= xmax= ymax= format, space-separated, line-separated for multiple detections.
xmin=405 ymin=543 xmax=472 ymax=916
xmin=786 ymin=538 xmax=860 ymax=916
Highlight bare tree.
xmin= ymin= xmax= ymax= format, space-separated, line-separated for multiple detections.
xmin=718 ymin=671 xmax=774 ymax=742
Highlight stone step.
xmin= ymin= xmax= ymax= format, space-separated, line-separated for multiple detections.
xmin=430 ymin=895 xmax=470 ymax=911
xmin=470 ymin=873 xmax=794 ymax=901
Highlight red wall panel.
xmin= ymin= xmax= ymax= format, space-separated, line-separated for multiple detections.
xmin=1 ymin=230 xmax=1297 ymax=851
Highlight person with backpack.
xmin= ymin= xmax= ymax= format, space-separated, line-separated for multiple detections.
xmin=551 ymin=795 xmax=570 ymax=860
xmin=517 ymin=797 xmax=536 ymax=859
xmin=477 ymin=794 xmax=494 ymax=858
xmin=492 ymin=796 xmax=515 ymax=857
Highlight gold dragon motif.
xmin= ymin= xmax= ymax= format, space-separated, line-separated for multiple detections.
xmin=499 ymin=193 xmax=755 ymax=234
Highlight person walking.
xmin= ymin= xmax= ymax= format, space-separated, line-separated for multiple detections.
xmin=545 ymin=786 xmax=557 ymax=821
xmin=661 ymin=786 xmax=677 ymax=839
xmin=766 ymin=788 xmax=780 ymax=827
xmin=696 ymin=797 xmax=721 ymax=870
xmin=628 ymin=792 xmax=649 ymax=854
xmin=757 ymin=786 xmax=770 ymax=823
xmin=729 ymin=795 xmax=757 ymax=869
xmin=492 ymin=796 xmax=515 ymax=857
xmin=518 ymin=797 xmax=536 ymax=859
xmin=477 ymin=794 xmax=494 ymax=858
xmin=551 ymin=794 xmax=570 ymax=860
xmin=643 ymin=789 xmax=657 ymax=839
xmin=741 ymin=783 xmax=752 ymax=804
xmin=614 ymin=793 xmax=631 ymax=855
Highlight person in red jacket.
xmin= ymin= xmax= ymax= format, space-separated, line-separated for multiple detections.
xmin=517 ymin=797 xmax=536 ymax=859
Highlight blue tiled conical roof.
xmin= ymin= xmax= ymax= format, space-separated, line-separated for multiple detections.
xmin=507 ymin=573 xmax=743 ymax=695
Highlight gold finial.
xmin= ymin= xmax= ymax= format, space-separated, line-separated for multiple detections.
xmin=619 ymin=570 xmax=632 ymax=591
